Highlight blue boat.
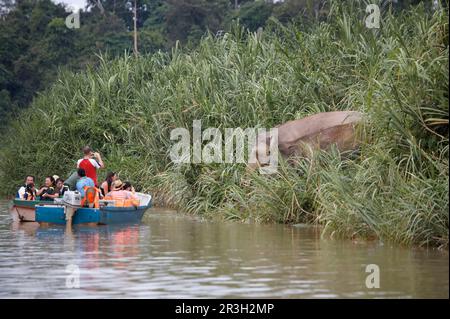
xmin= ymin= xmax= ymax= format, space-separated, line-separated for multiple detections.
xmin=35 ymin=193 xmax=152 ymax=225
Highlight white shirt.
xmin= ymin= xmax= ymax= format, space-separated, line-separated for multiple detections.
xmin=17 ymin=186 xmax=36 ymax=199
xmin=77 ymin=158 xmax=101 ymax=169
xmin=17 ymin=186 xmax=26 ymax=199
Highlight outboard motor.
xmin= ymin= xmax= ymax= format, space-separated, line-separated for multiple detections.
xmin=63 ymin=191 xmax=82 ymax=206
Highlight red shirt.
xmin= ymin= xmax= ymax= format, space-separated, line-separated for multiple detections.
xmin=78 ymin=158 xmax=100 ymax=186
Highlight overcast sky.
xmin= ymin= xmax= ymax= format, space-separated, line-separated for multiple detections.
xmin=52 ymin=0 xmax=287 ymax=12
xmin=53 ymin=0 xmax=87 ymax=11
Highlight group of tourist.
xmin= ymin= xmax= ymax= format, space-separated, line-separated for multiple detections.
xmin=17 ymin=175 xmax=66 ymax=201
xmin=16 ymin=146 xmax=139 ymax=206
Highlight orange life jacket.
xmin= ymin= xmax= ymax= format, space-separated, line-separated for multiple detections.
xmin=81 ymin=186 xmax=100 ymax=208
xmin=104 ymin=194 xmax=139 ymax=207
xmin=115 ymin=198 xmax=140 ymax=207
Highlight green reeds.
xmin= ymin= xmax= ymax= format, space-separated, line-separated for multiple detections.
xmin=0 ymin=2 xmax=447 ymax=247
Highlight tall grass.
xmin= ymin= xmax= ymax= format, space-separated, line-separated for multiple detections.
xmin=0 ymin=1 xmax=448 ymax=247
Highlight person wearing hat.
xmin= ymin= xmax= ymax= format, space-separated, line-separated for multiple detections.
xmin=105 ymin=179 xmax=139 ymax=206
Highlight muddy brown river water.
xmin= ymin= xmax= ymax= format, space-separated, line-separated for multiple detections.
xmin=0 ymin=201 xmax=448 ymax=298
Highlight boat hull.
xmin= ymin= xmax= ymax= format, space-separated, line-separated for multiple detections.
xmin=99 ymin=206 xmax=149 ymax=224
xmin=35 ymin=203 xmax=152 ymax=225
xmin=9 ymin=199 xmax=54 ymax=222
xmin=10 ymin=205 xmax=36 ymax=222
xmin=36 ymin=206 xmax=101 ymax=225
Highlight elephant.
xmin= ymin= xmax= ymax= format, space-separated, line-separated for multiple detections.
xmin=248 ymin=111 xmax=363 ymax=170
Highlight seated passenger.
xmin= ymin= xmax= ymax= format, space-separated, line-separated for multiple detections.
xmin=16 ymin=175 xmax=36 ymax=200
xmin=36 ymin=176 xmax=57 ymax=201
xmin=100 ymin=171 xmax=117 ymax=197
xmin=75 ymin=168 xmax=95 ymax=197
xmin=41 ymin=175 xmax=65 ymax=200
xmin=122 ymin=181 xmax=135 ymax=193
xmin=55 ymin=178 xmax=68 ymax=196
xmin=105 ymin=179 xmax=139 ymax=207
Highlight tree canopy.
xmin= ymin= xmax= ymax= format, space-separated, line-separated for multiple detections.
xmin=0 ymin=0 xmax=437 ymax=126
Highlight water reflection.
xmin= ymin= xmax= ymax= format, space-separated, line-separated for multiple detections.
xmin=11 ymin=221 xmax=143 ymax=270
xmin=0 ymin=202 xmax=448 ymax=298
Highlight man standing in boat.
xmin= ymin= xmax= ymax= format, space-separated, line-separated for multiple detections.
xmin=77 ymin=146 xmax=104 ymax=186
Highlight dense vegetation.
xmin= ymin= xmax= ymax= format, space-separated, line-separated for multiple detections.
xmin=0 ymin=0 xmax=323 ymax=124
xmin=0 ymin=0 xmax=426 ymax=125
xmin=0 ymin=1 xmax=448 ymax=247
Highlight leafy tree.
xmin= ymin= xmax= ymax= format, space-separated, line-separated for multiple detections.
xmin=0 ymin=0 xmax=67 ymax=113
xmin=272 ymin=0 xmax=325 ymax=24
xmin=165 ymin=0 xmax=231 ymax=43
xmin=233 ymin=0 xmax=272 ymax=31
xmin=86 ymin=0 xmax=150 ymax=30
xmin=1 ymin=0 xmax=441 ymax=129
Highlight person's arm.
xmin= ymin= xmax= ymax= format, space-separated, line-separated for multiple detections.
xmin=41 ymin=191 xmax=51 ymax=199
xmin=30 ymin=186 xmax=36 ymax=198
xmin=101 ymin=181 xmax=108 ymax=194
xmin=36 ymin=187 xmax=47 ymax=196
xmin=127 ymin=191 xmax=138 ymax=200
xmin=94 ymin=152 xmax=104 ymax=168
xmin=46 ymin=193 xmax=60 ymax=199
xmin=127 ymin=191 xmax=140 ymax=206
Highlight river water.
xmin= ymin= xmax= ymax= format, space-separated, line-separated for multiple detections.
xmin=0 ymin=200 xmax=448 ymax=298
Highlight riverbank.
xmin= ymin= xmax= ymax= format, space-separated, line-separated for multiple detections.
xmin=0 ymin=3 xmax=448 ymax=247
